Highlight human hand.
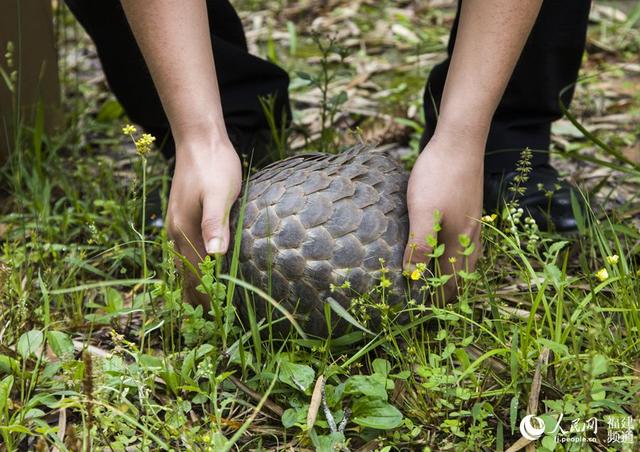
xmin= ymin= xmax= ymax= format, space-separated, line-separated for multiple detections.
xmin=166 ymin=136 xmax=242 ymax=301
xmin=403 ymin=133 xmax=484 ymax=302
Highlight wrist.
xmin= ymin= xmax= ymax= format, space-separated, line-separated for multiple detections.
xmin=433 ymin=113 xmax=491 ymax=145
xmin=175 ymin=127 xmax=236 ymax=160
xmin=172 ymin=114 xmax=231 ymax=150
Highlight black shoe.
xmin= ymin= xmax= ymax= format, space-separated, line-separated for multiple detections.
xmin=483 ymin=163 xmax=581 ymax=232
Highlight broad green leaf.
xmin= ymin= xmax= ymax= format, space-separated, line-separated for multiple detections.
xmin=279 ymin=361 xmax=315 ymax=393
xmin=309 ymin=430 xmax=346 ymax=452
xmin=0 ymin=355 xmax=20 ymax=375
xmin=344 ymin=374 xmax=388 ymax=400
xmin=105 ymin=287 xmax=125 ymax=313
xmin=17 ymin=330 xmax=44 ymax=359
xmin=591 ymin=354 xmax=608 ymax=376
xmin=372 ymin=359 xmax=391 ymax=377
xmin=542 ymin=434 xmax=557 ymax=450
xmin=351 ymin=398 xmax=403 ymax=430
xmin=139 ymin=354 xmax=163 ymax=369
xmin=282 ymin=408 xmax=298 ymax=428
xmin=0 ymin=375 xmax=14 ymax=414
xmin=47 ymin=331 xmax=74 ymax=358
xmin=282 ymin=405 xmax=307 ymax=428
xmin=537 ymin=338 xmax=568 ymax=357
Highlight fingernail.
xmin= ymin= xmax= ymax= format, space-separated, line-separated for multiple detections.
xmin=206 ymin=238 xmax=224 ymax=254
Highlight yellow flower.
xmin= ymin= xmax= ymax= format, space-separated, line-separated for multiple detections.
xmin=380 ymin=277 xmax=392 ymax=288
xmin=135 ymin=133 xmax=156 ymax=156
xmin=481 ymin=214 xmax=497 ymax=223
xmin=122 ymin=124 xmax=137 ymax=135
xmin=594 ymin=268 xmax=609 ymax=282
xmin=605 ymin=254 xmax=619 ymax=265
xmin=410 ymin=269 xmax=421 ymax=281
xmin=448 ymin=256 xmax=457 ymax=264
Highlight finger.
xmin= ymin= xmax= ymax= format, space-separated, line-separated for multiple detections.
xmin=201 ymin=194 xmax=232 ymax=255
xmin=170 ymin=220 xmax=205 ymax=268
xmin=170 ymin=226 xmax=211 ymax=309
xmin=403 ymin=215 xmax=435 ymax=270
xmin=438 ymin=222 xmax=482 ymax=302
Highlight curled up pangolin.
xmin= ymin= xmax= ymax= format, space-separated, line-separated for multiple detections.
xmin=229 ymin=145 xmax=418 ymax=337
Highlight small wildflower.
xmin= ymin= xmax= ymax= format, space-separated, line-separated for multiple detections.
xmin=595 ymin=268 xmax=609 ymax=282
xmin=448 ymin=256 xmax=457 ymax=264
xmin=410 ymin=269 xmax=421 ymax=281
xmin=605 ymin=255 xmax=619 ymax=265
xmin=135 ymin=133 xmax=156 ymax=156
xmin=122 ymin=124 xmax=137 ymax=135
xmin=380 ymin=277 xmax=392 ymax=288
xmin=482 ymin=214 xmax=497 ymax=223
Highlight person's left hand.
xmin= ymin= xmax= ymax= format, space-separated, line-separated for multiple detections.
xmin=403 ymin=132 xmax=484 ymax=302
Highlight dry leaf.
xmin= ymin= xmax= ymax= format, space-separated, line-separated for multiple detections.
xmin=307 ymin=374 xmax=324 ymax=429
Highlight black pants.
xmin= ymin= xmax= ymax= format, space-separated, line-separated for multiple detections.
xmin=64 ymin=0 xmax=291 ymax=159
xmin=424 ymin=0 xmax=591 ymax=172
xmin=66 ymin=0 xmax=590 ymax=173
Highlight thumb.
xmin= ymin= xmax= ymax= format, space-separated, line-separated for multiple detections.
xmin=201 ymin=195 xmax=231 ymax=255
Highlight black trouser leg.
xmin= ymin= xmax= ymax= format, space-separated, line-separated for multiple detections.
xmin=64 ymin=0 xmax=290 ymax=160
xmin=422 ymin=0 xmax=591 ymax=173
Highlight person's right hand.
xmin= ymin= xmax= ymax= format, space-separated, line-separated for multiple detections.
xmin=166 ymin=136 xmax=242 ymax=302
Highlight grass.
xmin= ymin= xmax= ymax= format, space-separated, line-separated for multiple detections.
xmin=1 ymin=1 xmax=639 ymax=451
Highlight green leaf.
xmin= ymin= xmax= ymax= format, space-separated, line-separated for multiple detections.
xmin=309 ymin=430 xmax=346 ymax=452
xmin=351 ymin=398 xmax=403 ymax=430
xmin=325 ymin=297 xmax=373 ymax=335
xmin=0 ymin=375 xmax=14 ymax=414
xmin=96 ymin=98 xmax=124 ymax=122
xmin=432 ymin=243 xmax=445 ymax=258
xmin=591 ymin=354 xmax=608 ymax=376
xmin=537 ymin=338 xmax=568 ymax=357
xmin=544 ymin=263 xmax=563 ymax=287
xmin=391 ymin=370 xmax=410 ymax=380
xmin=282 ymin=405 xmax=307 ymax=428
xmin=279 ymin=361 xmax=315 ymax=393
xmin=509 ymin=395 xmax=519 ymax=434
xmin=344 ymin=374 xmax=388 ymax=400
xmin=47 ymin=331 xmax=74 ymax=358
xmin=0 ymin=355 xmax=20 ymax=375
xmin=139 ymin=354 xmax=163 ymax=369
xmin=547 ymin=240 xmax=569 ymax=257
xmin=541 ymin=434 xmax=557 ymax=450
xmin=105 ymin=287 xmax=125 ymax=313
xmin=17 ymin=330 xmax=44 ymax=359
xmin=372 ymin=359 xmax=391 ymax=377
xmin=282 ymin=408 xmax=298 ymax=428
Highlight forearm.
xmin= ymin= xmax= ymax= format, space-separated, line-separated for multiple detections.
xmin=120 ymin=0 xmax=227 ymax=148
xmin=435 ymin=0 xmax=543 ymax=143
